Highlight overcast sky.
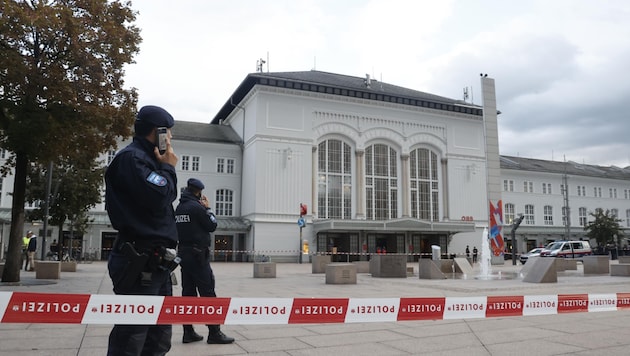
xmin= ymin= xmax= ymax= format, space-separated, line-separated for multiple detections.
xmin=124 ymin=0 xmax=630 ymax=168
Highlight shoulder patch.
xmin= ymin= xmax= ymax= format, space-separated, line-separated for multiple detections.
xmin=147 ymin=172 xmax=167 ymax=186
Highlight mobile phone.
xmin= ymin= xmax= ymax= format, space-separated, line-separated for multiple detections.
xmin=157 ymin=127 xmax=168 ymax=154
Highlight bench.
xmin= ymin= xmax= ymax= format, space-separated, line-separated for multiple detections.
xmin=325 ymin=263 xmax=357 ymax=284
xmin=253 ymin=262 xmax=276 ymax=278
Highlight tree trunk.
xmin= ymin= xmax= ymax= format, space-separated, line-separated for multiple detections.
xmin=2 ymin=152 xmax=28 ymax=282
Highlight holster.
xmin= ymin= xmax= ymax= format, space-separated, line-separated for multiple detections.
xmin=119 ymin=242 xmax=150 ymax=290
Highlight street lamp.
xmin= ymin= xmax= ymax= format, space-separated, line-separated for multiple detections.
xmin=511 ymin=214 xmax=525 ymax=265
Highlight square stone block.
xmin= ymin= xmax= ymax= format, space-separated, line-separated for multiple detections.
xmin=325 ymin=263 xmax=357 ymax=284
xmin=312 ymin=255 xmax=331 ymax=274
xmin=370 ymin=255 xmax=407 ymax=278
xmin=583 ymin=255 xmax=610 ymax=274
xmin=351 ymin=261 xmax=370 ymax=273
xmin=61 ymin=261 xmax=77 ymax=272
xmin=611 ymin=264 xmax=630 ymax=276
xmin=253 ymin=262 xmax=276 ymax=278
xmin=35 ymin=261 xmax=61 ymax=279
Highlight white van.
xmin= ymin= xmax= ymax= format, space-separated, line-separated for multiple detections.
xmin=540 ymin=240 xmax=592 ymax=259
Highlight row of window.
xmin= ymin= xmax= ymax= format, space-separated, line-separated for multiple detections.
xmin=504 ymin=203 xmax=629 ymax=227
xmin=504 ymin=179 xmax=630 ymax=199
xmin=107 ymin=150 xmax=235 ymax=174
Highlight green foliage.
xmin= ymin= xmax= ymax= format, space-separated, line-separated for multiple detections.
xmin=0 ymin=0 xmax=141 ymax=282
xmin=584 ymin=208 xmax=624 ymax=247
xmin=26 ymin=155 xmax=103 ymax=235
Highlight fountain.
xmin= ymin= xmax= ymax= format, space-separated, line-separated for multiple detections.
xmin=480 ymin=227 xmax=491 ymax=277
xmin=475 ymin=227 xmax=519 ymax=280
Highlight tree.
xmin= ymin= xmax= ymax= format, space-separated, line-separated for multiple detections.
xmin=26 ymin=154 xmax=104 ymax=258
xmin=0 ymin=0 xmax=140 ymax=282
xmin=584 ymin=208 xmax=624 ymax=248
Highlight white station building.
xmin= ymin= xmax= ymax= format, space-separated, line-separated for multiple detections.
xmin=1 ymin=71 xmax=629 ymax=262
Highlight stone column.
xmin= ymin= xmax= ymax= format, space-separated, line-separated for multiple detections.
xmin=401 ymin=153 xmax=410 ymax=218
xmin=355 ymin=149 xmax=365 ymax=219
xmin=441 ymin=158 xmax=449 ymax=220
xmin=312 ymin=146 xmax=318 ymax=218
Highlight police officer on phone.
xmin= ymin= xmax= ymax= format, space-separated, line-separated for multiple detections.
xmin=105 ymin=105 xmax=179 ymax=355
xmin=175 ymin=178 xmax=234 ymax=345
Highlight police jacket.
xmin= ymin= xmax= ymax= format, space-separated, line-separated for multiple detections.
xmin=175 ymin=188 xmax=217 ymax=248
xmin=105 ymin=136 xmax=178 ymax=247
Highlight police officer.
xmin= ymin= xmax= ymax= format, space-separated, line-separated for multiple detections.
xmin=175 ymin=178 xmax=234 ymax=344
xmin=104 ymin=105 xmax=178 ymax=355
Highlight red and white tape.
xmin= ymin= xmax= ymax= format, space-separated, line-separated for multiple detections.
xmin=1 ymin=292 xmax=629 ymax=325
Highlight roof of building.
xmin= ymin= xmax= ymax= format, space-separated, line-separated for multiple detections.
xmin=500 ymin=155 xmax=630 ymax=180
xmin=172 ymin=121 xmax=242 ymax=144
xmin=211 ymin=70 xmax=483 ymax=124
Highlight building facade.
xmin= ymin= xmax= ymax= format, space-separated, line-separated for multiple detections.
xmin=1 ymin=71 xmax=628 ymax=262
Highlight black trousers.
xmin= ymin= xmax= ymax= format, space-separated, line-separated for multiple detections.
xmin=178 ymin=246 xmax=216 ymax=298
xmin=107 ymin=250 xmax=172 ymax=356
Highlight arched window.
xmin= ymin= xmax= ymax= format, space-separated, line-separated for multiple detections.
xmin=365 ymin=143 xmax=397 ymax=220
xmin=317 ymin=139 xmax=352 ymax=219
xmin=409 ymin=148 xmax=439 ymax=221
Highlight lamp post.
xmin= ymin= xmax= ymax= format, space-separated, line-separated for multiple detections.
xmin=511 ymin=214 xmax=524 ymax=266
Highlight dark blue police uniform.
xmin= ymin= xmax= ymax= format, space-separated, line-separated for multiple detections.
xmin=175 ymin=180 xmax=234 ymax=344
xmin=176 ymin=188 xmax=218 ymax=297
xmin=105 ymin=105 xmax=178 ymax=356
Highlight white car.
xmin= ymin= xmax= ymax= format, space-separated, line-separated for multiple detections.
xmin=519 ymin=247 xmax=544 ymax=264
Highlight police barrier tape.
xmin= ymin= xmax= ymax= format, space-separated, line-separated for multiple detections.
xmin=1 ymin=291 xmax=630 ymax=325
xmin=217 ymin=250 xmax=454 ymax=257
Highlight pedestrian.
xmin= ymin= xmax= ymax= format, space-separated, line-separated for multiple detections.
xmin=104 ymin=105 xmax=179 ymax=355
xmin=465 ymin=245 xmax=470 ymax=259
xmin=175 ymin=178 xmax=235 ymax=344
xmin=25 ymin=231 xmax=37 ymax=271
xmin=22 ymin=231 xmax=32 ymax=269
xmin=49 ymin=239 xmax=59 ymax=260
xmin=473 ymin=246 xmax=478 ymax=263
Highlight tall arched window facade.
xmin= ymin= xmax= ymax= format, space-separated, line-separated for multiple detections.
xmin=365 ymin=143 xmax=398 ymax=220
xmin=409 ymin=148 xmax=439 ymax=221
xmin=317 ymin=139 xmax=352 ymax=219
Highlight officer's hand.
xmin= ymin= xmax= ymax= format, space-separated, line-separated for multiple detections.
xmin=154 ymin=141 xmax=178 ymax=167
xmin=200 ymin=195 xmax=209 ymax=208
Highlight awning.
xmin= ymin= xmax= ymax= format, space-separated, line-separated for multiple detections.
xmin=312 ymin=217 xmax=476 ymax=234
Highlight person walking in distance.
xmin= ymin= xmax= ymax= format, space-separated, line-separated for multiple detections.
xmin=25 ymin=231 xmax=37 ymax=271
xmin=104 ymin=105 xmax=179 ymax=355
xmin=473 ymin=246 xmax=478 ymax=264
xmin=175 ymin=178 xmax=235 ymax=345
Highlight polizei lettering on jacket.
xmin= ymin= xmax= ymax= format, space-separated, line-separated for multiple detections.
xmin=175 ymin=214 xmax=191 ymax=223
xmin=20 ymin=301 xmax=81 ymax=313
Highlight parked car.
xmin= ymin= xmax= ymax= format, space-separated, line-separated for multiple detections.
xmin=540 ymin=240 xmax=592 ymax=259
xmin=520 ymin=247 xmax=544 ymax=264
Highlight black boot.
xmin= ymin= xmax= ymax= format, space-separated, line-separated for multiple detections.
xmin=182 ymin=325 xmax=203 ymax=343
xmin=207 ymin=325 xmax=235 ymax=344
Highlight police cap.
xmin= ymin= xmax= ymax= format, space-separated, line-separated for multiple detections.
xmin=187 ymin=178 xmax=205 ymax=190
xmin=136 ymin=105 xmax=175 ymax=128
